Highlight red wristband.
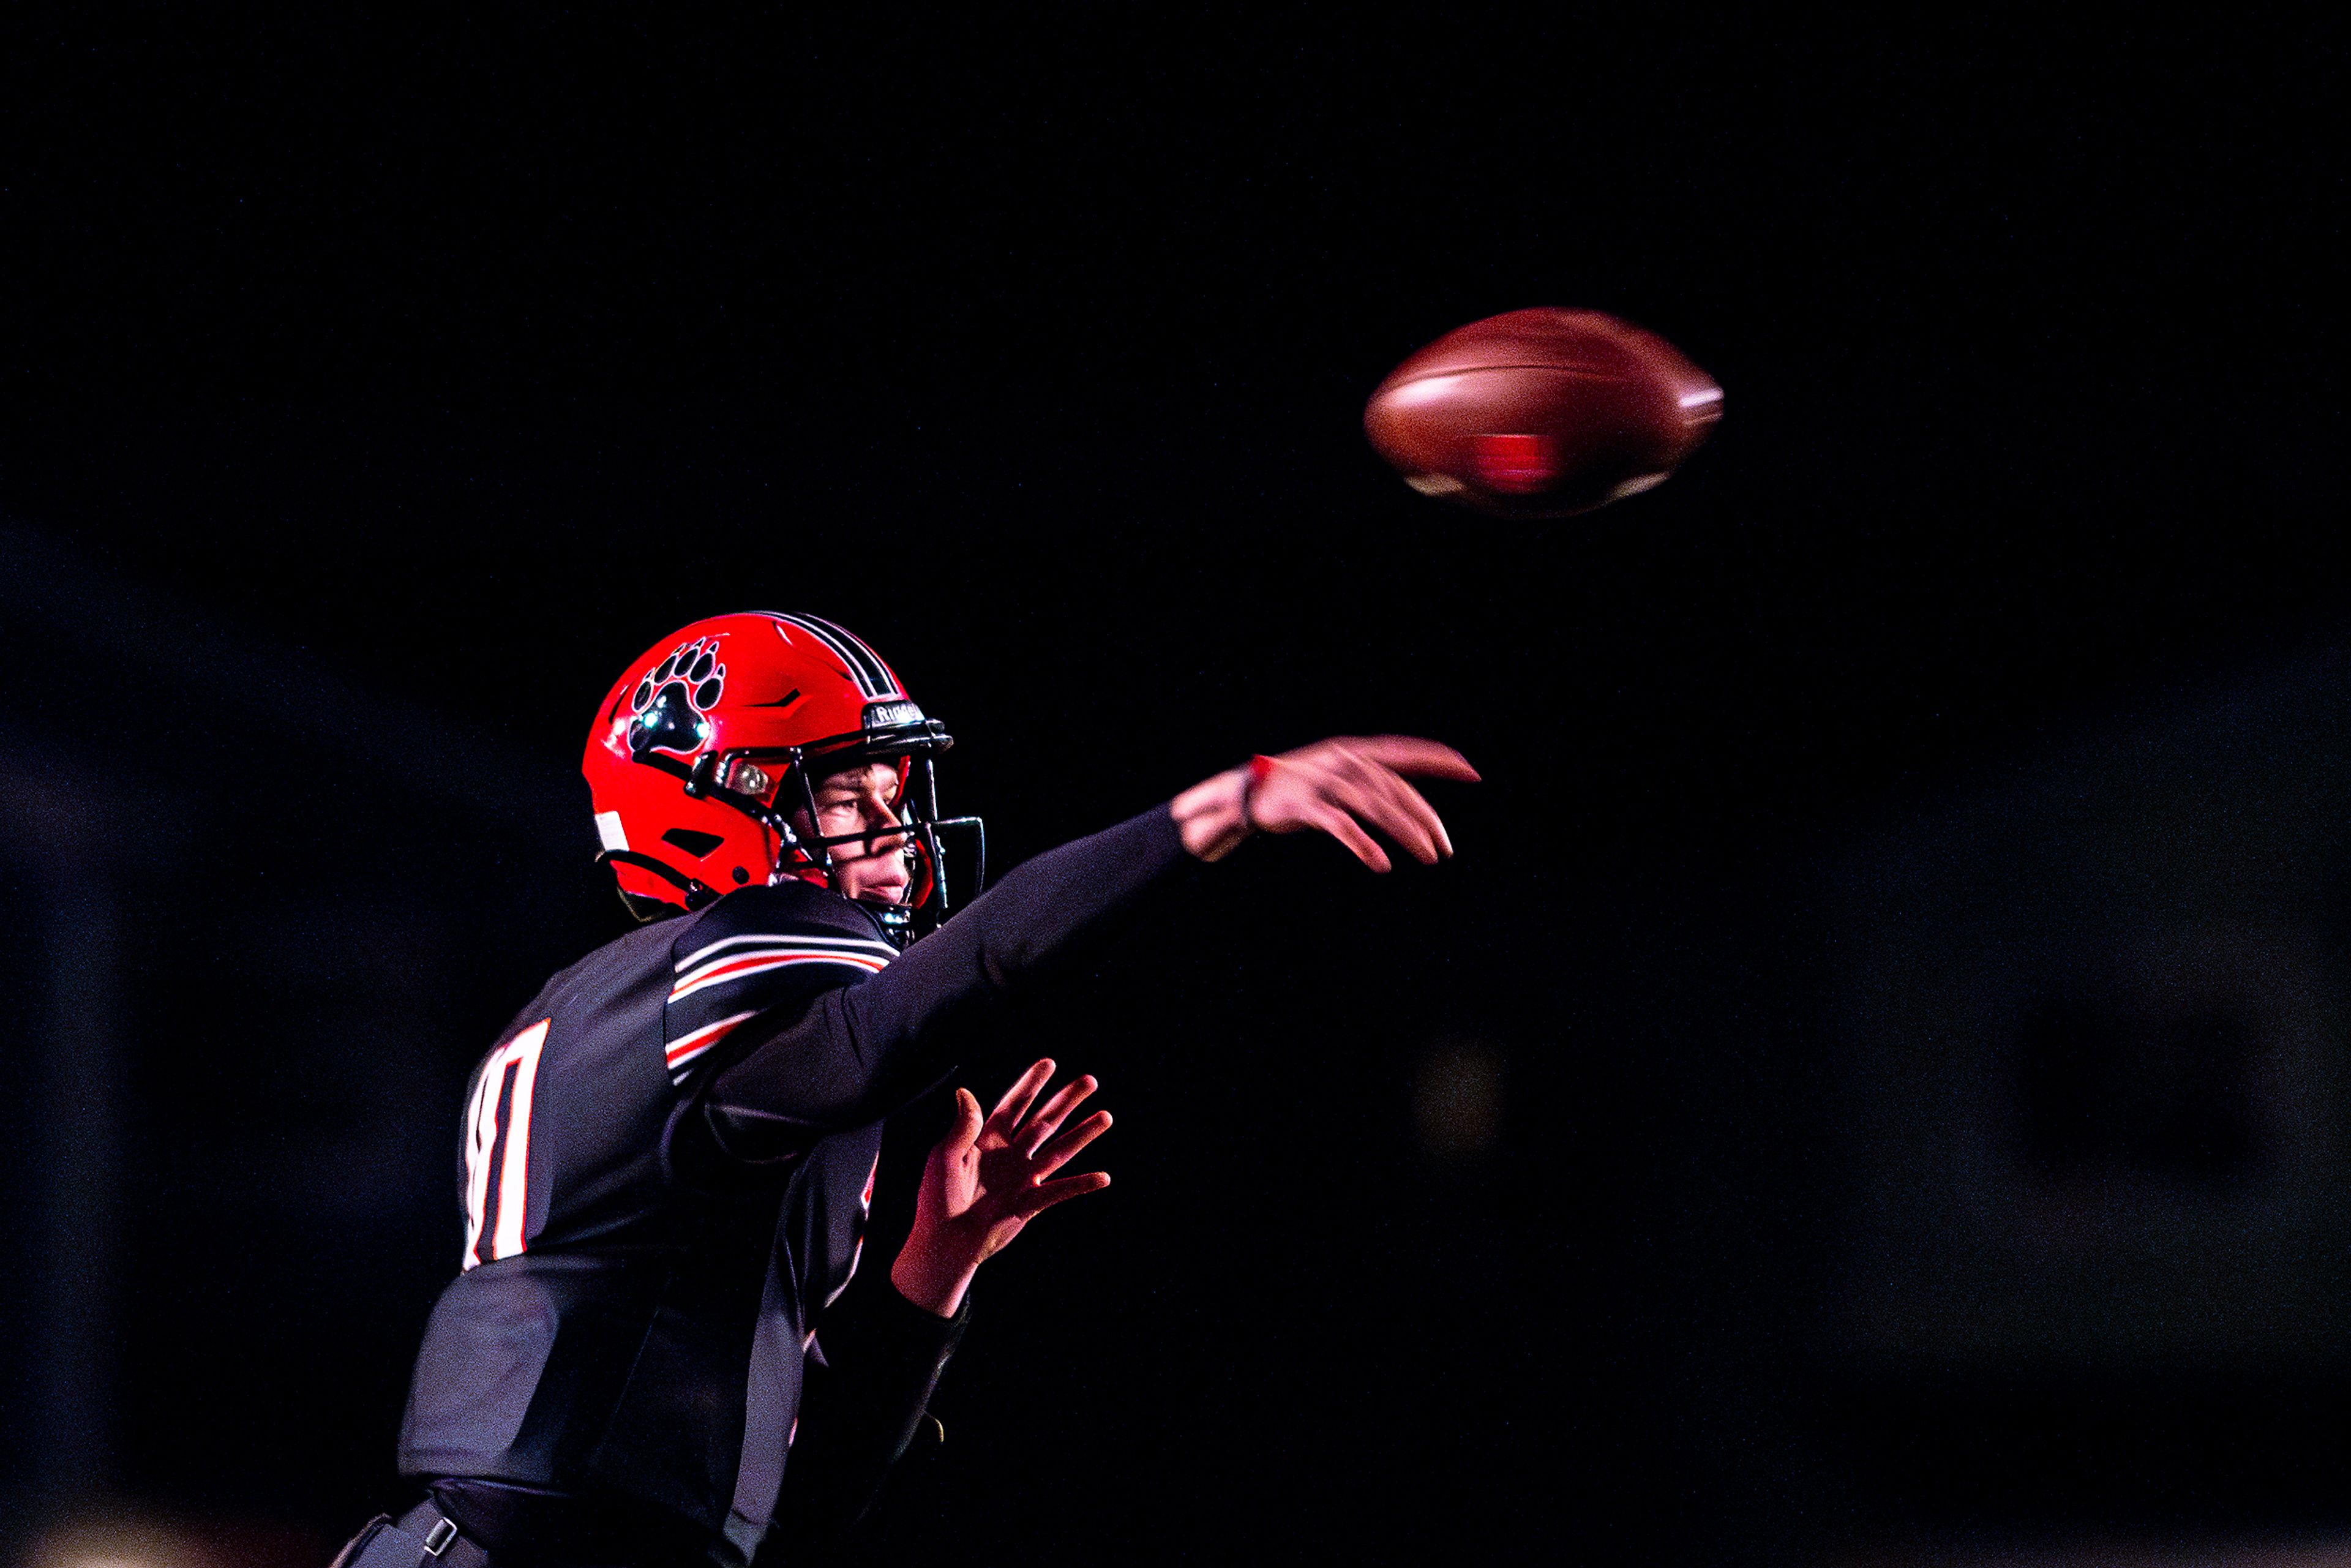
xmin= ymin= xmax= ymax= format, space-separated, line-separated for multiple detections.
xmin=1240 ymin=754 xmax=1277 ymax=830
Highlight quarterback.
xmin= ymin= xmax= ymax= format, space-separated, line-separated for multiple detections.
xmin=332 ymin=610 xmax=1475 ymax=1567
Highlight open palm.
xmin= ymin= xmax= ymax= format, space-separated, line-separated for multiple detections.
xmin=890 ymin=1060 xmax=1112 ymax=1316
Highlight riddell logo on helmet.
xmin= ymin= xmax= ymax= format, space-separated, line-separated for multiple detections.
xmin=629 ymin=638 xmax=727 ymax=757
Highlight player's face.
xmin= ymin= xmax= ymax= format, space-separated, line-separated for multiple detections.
xmin=806 ymin=760 xmax=913 ymax=906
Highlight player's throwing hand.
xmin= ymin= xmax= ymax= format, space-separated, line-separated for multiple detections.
xmin=888 ymin=1060 xmax=1112 ymax=1318
xmin=1171 ymin=735 xmax=1480 ymax=867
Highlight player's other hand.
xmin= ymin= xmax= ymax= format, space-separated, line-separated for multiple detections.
xmin=1171 ymin=735 xmax=1479 ymax=868
xmin=889 ymin=1059 xmax=1111 ymax=1319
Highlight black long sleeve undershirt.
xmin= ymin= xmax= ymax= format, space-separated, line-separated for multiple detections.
xmin=702 ymin=801 xmax=1190 ymax=1160
xmin=757 ymin=1272 xmax=969 ymax=1557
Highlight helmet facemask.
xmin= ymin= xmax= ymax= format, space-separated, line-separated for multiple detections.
xmin=639 ymin=716 xmax=983 ymax=945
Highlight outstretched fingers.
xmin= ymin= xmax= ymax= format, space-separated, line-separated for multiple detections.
xmin=1009 ymin=1169 xmax=1112 ymax=1220
xmin=1263 ymin=736 xmax=1475 ymax=869
xmin=1017 ymin=1074 xmax=1098 ymax=1155
xmin=1030 ymin=1109 xmax=1112 ymax=1177
xmin=1326 ymin=751 xmax=1447 ymax=864
xmin=1348 ymin=735 xmax=1480 ymax=782
xmin=983 ymin=1059 xmax=1056 ymax=1144
xmin=1354 ymin=748 xmax=1457 ymax=859
xmin=1302 ymin=799 xmax=1392 ymax=872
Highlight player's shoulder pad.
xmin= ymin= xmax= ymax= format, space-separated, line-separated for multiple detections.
xmin=659 ymin=882 xmax=899 ymax=1084
xmin=677 ymin=879 xmax=895 ymax=955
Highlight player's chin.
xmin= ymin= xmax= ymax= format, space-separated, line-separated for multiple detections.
xmin=844 ymin=871 xmax=912 ymax=907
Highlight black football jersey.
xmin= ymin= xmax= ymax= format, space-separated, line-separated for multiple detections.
xmin=395 ymin=803 xmax=1188 ymax=1560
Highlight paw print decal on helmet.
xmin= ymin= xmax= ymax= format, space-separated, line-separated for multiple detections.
xmin=628 ymin=637 xmax=726 ymax=758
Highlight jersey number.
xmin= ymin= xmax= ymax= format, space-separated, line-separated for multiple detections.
xmin=463 ymin=1018 xmax=550 ymax=1270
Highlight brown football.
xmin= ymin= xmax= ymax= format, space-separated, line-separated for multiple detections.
xmin=1363 ymin=308 xmax=1722 ymax=518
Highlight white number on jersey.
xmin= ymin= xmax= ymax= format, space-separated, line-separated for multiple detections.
xmin=462 ymin=1018 xmax=550 ymax=1270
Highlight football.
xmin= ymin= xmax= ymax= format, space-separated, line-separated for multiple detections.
xmin=1363 ymin=308 xmax=1723 ymax=518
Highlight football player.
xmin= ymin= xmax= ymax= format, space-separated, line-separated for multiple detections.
xmin=332 ymin=611 xmax=1475 ymax=1567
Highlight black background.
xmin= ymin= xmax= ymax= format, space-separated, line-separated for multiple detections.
xmin=1 ymin=10 xmax=2344 ymax=1563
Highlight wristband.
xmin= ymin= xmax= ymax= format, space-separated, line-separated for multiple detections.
xmin=1240 ymin=754 xmax=1277 ymax=830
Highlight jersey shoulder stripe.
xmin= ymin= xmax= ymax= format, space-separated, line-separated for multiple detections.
xmin=662 ymin=885 xmax=899 ymax=1086
xmin=663 ymin=950 xmax=890 ymax=1084
xmin=674 ymin=929 xmax=899 ymax=976
xmin=665 ymin=1008 xmax=759 ymax=1078
xmin=669 ymin=945 xmax=890 ymax=1005
xmin=677 ymin=945 xmax=893 ymax=1006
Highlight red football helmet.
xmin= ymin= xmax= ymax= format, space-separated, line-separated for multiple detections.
xmin=580 ymin=611 xmax=980 ymax=937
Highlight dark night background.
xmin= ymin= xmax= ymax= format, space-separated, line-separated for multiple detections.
xmin=1 ymin=10 xmax=2345 ymax=1566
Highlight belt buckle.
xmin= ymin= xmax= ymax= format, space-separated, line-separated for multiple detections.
xmin=422 ymin=1517 xmax=459 ymax=1557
